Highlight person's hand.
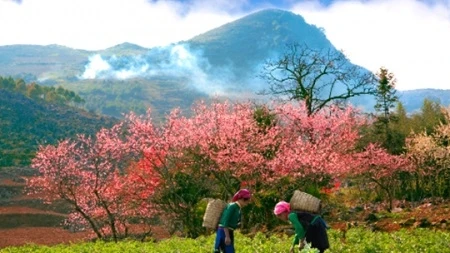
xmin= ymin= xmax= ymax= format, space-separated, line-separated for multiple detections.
xmin=225 ymin=236 xmax=231 ymax=245
xmin=298 ymin=240 xmax=305 ymax=251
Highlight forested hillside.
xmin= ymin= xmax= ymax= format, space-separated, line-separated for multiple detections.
xmin=0 ymin=83 xmax=118 ymax=167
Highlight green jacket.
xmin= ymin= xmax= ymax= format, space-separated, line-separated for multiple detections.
xmin=218 ymin=202 xmax=241 ymax=230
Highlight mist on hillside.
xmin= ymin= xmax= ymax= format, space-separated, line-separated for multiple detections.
xmin=79 ymin=43 xmax=267 ymax=100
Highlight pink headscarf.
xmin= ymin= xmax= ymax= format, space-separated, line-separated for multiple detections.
xmin=232 ymin=189 xmax=251 ymax=202
xmin=274 ymin=201 xmax=291 ymax=215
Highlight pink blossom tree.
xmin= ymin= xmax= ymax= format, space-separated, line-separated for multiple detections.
xmin=351 ymin=143 xmax=411 ymax=211
xmin=27 ymin=123 xmax=160 ymax=241
xmin=267 ymin=103 xmax=366 ymax=180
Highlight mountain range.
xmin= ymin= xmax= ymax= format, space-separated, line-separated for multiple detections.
xmin=1 ymin=8 xmax=449 ymax=120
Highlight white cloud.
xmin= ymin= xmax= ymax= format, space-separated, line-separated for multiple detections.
xmin=292 ymin=0 xmax=450 ymax=90
xmin=0 ymin=0 xmax=240 ymax=50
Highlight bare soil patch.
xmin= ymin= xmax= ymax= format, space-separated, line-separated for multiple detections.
xmin=0 ymin=227 xmax=90 ymax=249
xmin=0 ymin=179 xmax=24 ymax=187
xmin=0 ymin=206 xmax=66 ymax=216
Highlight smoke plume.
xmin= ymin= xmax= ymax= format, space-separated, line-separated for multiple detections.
xmin=80 ymin=43 xmax=266 ymax=98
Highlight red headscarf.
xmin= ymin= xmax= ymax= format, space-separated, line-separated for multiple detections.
xmin=274 ymin=201 xmax=291 ymax=215
xmin=232 ymin=189 xmax=251 ymax=202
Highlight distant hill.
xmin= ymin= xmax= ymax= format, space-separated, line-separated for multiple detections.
xmin=0 ymin=89 xmax=118 ymax=167
xmin=0 ymin=9 xmax=449 ymax=118
xmin=0 ymin=44 xmax=89 ymax=84
xmin=0 ymin=43 xmax=149 ymax=84
xmin=97 ymin=42 xmax=149 ymax=56
xmin=398 ymin=89 xmax=450 ymax=113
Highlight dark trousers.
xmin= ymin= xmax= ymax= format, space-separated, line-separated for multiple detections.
xmin=213 ymin=227 xmax=235 ymax=253
xmin=305 ymin=220 xmax=329 ymax=253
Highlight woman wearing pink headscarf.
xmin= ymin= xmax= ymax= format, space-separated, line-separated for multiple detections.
xmin=274 ymin=201 xmax=329 ymax=253
xmin=213 ymin=189 xmax=251 ymax=253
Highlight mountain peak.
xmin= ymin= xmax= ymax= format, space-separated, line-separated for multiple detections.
xmin=245 ymin=8 xmax=306 ymax=22
xmin=99 ymin=42 xmax=148 ymax=56
xmin=189 ymin=8 xmax=316 ymax=44
xmin=105 ymin=42 xmax=147 ymax=51
xmin=186 ymin=8 xmax=333 ymax=78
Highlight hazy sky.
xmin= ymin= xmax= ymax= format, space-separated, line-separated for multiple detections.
xmin=1 ymin=0 xmax=449 ymax=90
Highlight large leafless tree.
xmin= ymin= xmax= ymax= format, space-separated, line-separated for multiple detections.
xmin=261 ymin=43 xmax=376 ymax=116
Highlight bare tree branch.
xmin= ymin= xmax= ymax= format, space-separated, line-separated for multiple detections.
xmin=260 ymin=43 xmax=377 ymax=115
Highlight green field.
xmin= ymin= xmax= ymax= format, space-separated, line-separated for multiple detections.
xmin=1 ymin=228 xmax=449 ymax=253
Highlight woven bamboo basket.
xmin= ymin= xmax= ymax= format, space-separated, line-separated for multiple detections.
xmin=202 ymin=199 xmax=227 ymax=229
xmin=289 ymin=190 xmax=321 ymax=213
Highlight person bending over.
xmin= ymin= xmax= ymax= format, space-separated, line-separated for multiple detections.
xmin=274 ymin=201 xmax=329 ymax=253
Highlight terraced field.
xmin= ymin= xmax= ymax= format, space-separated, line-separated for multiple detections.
xmin=0 ymin=168 xmax=90 ymax=248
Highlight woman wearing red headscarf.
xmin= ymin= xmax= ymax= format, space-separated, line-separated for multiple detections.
xmin=274 ymin=201 xmax=329 ymax=253
xmin=213 ymin=189 xmax=251 ymax=253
